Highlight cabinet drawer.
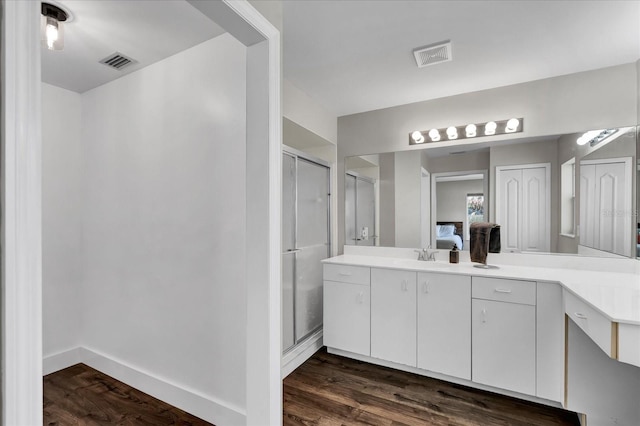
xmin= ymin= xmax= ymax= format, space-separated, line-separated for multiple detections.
xmin=472 ymin=276 xmax=536 ymax=305
xmin=323 ymin=264 xmax=370 ymax=285
xmin=565 ymin=290 xmax=614 ymax=357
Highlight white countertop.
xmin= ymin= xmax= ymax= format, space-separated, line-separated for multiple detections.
xmin=323 ymin=254 xmax=640 ymax=325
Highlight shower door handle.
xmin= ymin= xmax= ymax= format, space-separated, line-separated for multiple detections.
xmin=282 ymin=249 xmax=301 ymax=255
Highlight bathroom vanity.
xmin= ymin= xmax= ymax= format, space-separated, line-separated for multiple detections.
xmin=323 ymin=247 xmax=640 ymax=425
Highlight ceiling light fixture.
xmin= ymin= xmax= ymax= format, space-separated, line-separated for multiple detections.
xmin=576 ymin=128 xmax=618 ymax=147
xmin=41 ymin=2 xmax=70 ymax=51
xmin=408 ymin=118 xmax=524 ymax=146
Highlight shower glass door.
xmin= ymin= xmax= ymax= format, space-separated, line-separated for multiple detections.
xmin=282 ymin=151 xmax=330 ymax=354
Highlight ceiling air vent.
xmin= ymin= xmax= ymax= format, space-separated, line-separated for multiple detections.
xmin=413 ymin=41 xmax=452 ymax=68
xmin=99 ymin=52 xmax=137 ymax=71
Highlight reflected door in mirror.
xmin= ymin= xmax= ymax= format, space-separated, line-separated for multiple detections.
xmin=496 ymin=164 xmax=550 ymax=253
xmin=579 ymin=158 xmax=632 ymax=257
xmin=346 ymin=174 xmax=376 ymax=246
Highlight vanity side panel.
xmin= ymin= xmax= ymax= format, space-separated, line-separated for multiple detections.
xmin=618 ymin=323 xmax=640 ymax=368
xmin=536 ymin=282 xmax=564 ymax=403
xmin=567 ymin=320 xmax=640 ymax=426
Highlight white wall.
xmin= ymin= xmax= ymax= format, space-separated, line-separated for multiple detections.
xmin=378 ymin=153 xmax=396 ymax=247
xmin=42 ymin=34 xmax=249 ymax=422
xmin=394 ymin=151 xmax=422 ymax=248
xmin=42 ymin=83 xmax=83 ymax=358
xmin=284 ymin=79 xmax=337 ymax=145
xmin=80 ymin=34 xmax=247 ymax=413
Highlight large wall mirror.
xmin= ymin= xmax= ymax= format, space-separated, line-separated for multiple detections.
xmin=345 ymin=125 xmax=639 ymax=259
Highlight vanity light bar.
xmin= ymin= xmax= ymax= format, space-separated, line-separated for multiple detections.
xmin=576 ymin=128 xmax=618 ymax=147
xmin=409 ymin=118 xmax=524 ymax=145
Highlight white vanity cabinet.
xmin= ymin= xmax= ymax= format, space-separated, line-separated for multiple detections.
xmin=471 ymin=277 xmax=536 ymax=396
xmin=371 ymin=268 xmax=417 ymax=367
xmin=323 ymin=264 xmax=371 ymax=356
xmin=417 ymin=272 xmax=471 ymax=380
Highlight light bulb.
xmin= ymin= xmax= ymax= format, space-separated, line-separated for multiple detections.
xmin=46 ymin=18 xmax=59 ymax=50
xmin=428 ymin=129 xmax=440 ymax=142
xmin=465 ymin=124 xmax=477 ymax=138
xmin=411 ymin=130 xmax=425 ymax=144
xmin=484 ymin=121 xmax=497 ymax=135
xmin=447 ymin=126 xmax=458 ymax=140
xmin=505 ymin=118 xmax=520 ymax=133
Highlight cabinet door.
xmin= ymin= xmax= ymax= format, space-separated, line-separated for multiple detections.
xmin=472 ymin=299 xmax=536 ymax=396
xmin=371 ymin=268 xmax=417 ymax=367
xmin=323 ymin=281 xmax=370 ymax=356
xmin=417 ymin=272 xmax=471 ymax=380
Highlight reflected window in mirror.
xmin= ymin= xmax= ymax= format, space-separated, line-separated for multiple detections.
xmin=466 ymin=194 xmax=485 ymax=240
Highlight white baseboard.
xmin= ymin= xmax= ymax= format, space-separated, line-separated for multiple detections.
xmin=43 ymin=347 xmax=84 ymax=375
xmin=42 ymin=346 xmax=245 ymax=425
xmin=281 ymin=329 xmax=323 ymax=378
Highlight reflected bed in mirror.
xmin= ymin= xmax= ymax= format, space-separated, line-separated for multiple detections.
xmin=345 ymin=125 xmax=638 ymax=259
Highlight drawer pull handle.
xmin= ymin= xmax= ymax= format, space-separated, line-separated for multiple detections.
xmin=422 ymin=282 xmax=429 ymax=294
xmin=494 ymin=288 xmax=512 ymax=294
xmin=401 ymin=280 xmax=408 ymax=291
xmin=481 ymin=308 xmax=487 ymax=323
xmin=339 ymin=272 xmax=352 ymax=276
xmin=357 ymin=292 xmax=364 ymax=304
xmin=575 ymin=312 xmax=588 ymax=320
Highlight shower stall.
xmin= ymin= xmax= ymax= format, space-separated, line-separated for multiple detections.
xmin=282 ymin=148 xmax=331 ymax=354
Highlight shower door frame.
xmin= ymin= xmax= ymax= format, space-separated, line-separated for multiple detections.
xmin=282 ymin=146 xmax=331 ymax=354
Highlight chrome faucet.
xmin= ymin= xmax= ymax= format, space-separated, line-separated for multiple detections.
xmin=415 ymin=246 xmax=437 ymax=261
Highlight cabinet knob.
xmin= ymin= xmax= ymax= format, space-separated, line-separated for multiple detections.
xmin=422 ymin=282 xmax=429 ymax=294
xmin=401 ymin=280 xmax=408 ymax=291
xmin=481 ymin=308 xmax=487 ymax=323
xmin=357 ymin=292 xmax=364 ymax=304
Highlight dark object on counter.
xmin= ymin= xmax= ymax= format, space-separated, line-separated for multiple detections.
xmin=470 ymin=222 xmax=501 ymax=266
xmin=449 ymin=244 xmax=459 ymax=264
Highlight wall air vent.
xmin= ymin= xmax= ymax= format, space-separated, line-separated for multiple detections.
xmin=413 ymin=41 xmax=452 ymax=68
xmin=99 ymin=52 xmax=137 ymax=71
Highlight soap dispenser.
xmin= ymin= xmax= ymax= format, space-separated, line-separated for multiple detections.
xmin=449 ymin=244 xmax=459 ymax=264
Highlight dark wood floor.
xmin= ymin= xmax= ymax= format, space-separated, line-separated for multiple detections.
xmin=283 ymin=348 xmax=581 ymax=426
xmin=43 ymin=364 xmax=213 ymax=425
xmin=44 ymin=349 xmax=580 ymax=425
